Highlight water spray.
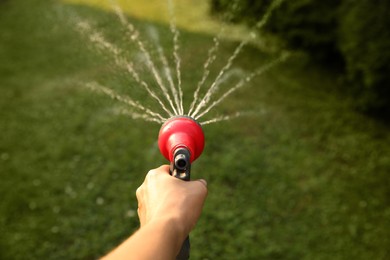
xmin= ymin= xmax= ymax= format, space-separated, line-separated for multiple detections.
xmin=158 ymin=116 xmax=205 ymax=259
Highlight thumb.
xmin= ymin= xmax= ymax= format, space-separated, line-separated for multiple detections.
xmin=190 ymin=179 xmax=208 ymax=197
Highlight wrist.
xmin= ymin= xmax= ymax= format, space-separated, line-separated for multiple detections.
xmin=147 ymin=215 xmax=188 ymax=250
xmin=102 ymin=215 xmax=188 ymax=259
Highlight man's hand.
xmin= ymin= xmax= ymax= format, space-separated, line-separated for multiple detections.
xmin=102 ymin=165 xmax=207 ymax=260
xmin=136 ymin=165 xmax=208 ymax=239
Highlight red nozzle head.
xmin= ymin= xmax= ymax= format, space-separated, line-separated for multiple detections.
xmin=158 ymin=116 xmax=205 ymax=163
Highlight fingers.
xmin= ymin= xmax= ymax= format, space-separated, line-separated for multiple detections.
xmin=137 ymin=165 xmax=171 ymax=227
xmin=157 ymin=164 xmax=170 ymax=173
xmin=192 ymin=179 xmax=208 ymax=191
xmin=140 ymin=165 xmax=207 ymax=192
xmin=151 ymin=164 xmax=208 ymax=195
xmin=145 ymin=165 xmax=170 ymax=180
xmin=197 ymin=179 xmax=207 ymax=188
xmin=189 ymin=178 xmax=208 ymax=199
xmin=149 ymin=165 xmax=170 ymax=176
xmin=136 ymin=186 xmax=145 ymax=226
xmin=136 ymin=186 xmax=143 ymax=211
xmin=136 ymin=166 xmax=208 ymax=231
xmin=136 ymin=186 xmax=143 ymax=200
xmin=136 ymin=165 xmax=170 ymax=205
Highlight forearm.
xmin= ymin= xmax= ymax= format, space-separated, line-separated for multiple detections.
xmin=102 ymin=216 xmax=186 ymax=260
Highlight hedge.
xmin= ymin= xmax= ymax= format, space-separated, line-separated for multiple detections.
xmin=210 ymin=0 xmax=390 ymax=118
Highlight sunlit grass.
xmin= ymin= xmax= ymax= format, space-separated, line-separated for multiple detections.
xmin=62 ymin=0 xmax=259 ymax=44
xmin=1 ymin=0 xmax=389 ymax=259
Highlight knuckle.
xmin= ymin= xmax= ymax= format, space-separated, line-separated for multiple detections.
xmin=147 ymin=169 xmax=157 ymax=178
xmin=136 ymin=186 xmax=143 ymax=198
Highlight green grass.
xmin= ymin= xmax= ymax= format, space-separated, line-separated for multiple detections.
xmin=1 ymin=0 xmax=389 ymax=259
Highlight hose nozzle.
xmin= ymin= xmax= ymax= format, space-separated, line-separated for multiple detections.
xmin=158 ymin=116 xmax=205 ymax=179
xmin=157 ymin=116 xmax=205 ymax=259
xmin=171 ymin=147 xmax=191 ymax=180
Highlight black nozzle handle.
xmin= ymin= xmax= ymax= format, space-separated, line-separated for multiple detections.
xmin=176 ymin=237 xmax=190 ymax=260
xmin=170 ymin=148 xmax=191 ymax=181
xmin=170 ymin=148 xmax=191 ymax=260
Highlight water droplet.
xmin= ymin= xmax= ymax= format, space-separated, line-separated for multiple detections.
xmin=13 ymin=233 xmax=22 ymax=241
xmin=1 ymin=153 xmax=9 ymax=161
xmin=131 ymin=31 xmax=139 ymax=41
xmin=125 ymin=209 xmax=136 ymax=218
xmin=53 ymin=206 xmax=61 ymax=214
xmin=33 ymin=179 xmax=41 ymax=186
xmin=96 ymin=197 xmax=104 ymax=205
xmin=29 ymin=221 xmax=37 ymax=228
xmin=146 ymin=25 xmax=159 ymax=42
xmin=65 ymin=186 xmax=73 ymax=195
xmin=128 ymin=24 xmax=135 ymax=32
xmin=51 ymin=226 xmax=59 ymax=233
xmin=87 ymin=182 xmax=94 ymax=190
xmin=29 ymin=202 xmax=37 ymax=210
xmin=65 ymin=186 xmax=77 ymax=198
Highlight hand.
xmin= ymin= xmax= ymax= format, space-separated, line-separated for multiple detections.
xmin=136 ymin=165 xmax=208 ymax=238
xmin=102 ymin=165 xmax=207 ymax=259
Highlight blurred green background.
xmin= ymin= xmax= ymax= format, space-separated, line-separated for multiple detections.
xmin=211 ymin=0 xmax=390 ymax=119
xmin=0 ymin=0 xmax=389 ymax=259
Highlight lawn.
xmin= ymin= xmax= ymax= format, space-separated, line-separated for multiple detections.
xmin=0 ymin=0 xmax=389 ymax=259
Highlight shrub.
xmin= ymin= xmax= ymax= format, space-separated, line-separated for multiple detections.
xmin=210 ymin=0 xmax=272 ymax=24
xmin=211 ymin=0 xmax=342 ymax=61
xmin=267 ymin=0 xmax=341 ymax=62
xmin=210 ymin=0 xmax=390 ymax=119
xmin=338 ymin=0 xmax=390 ymax=116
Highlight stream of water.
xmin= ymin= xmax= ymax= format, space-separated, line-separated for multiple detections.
xmin=73 ymin=0 xmax=288 ymax=126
